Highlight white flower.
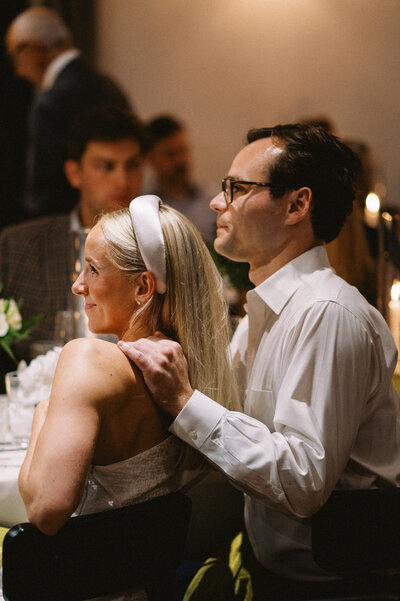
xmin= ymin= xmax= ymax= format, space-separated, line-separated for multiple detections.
xmin=0 ymin=312 xmax=9 ymax=336
xmin=6 ymin=299 xmax=22 ymax=330
xmin=0 ymin=297 xmax=22 ymax=334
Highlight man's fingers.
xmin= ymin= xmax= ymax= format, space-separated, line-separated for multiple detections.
xmin=117 ymin=335 xmax=192 ymax=417
xmin=117 ymin=341 xmax=150 ymax=371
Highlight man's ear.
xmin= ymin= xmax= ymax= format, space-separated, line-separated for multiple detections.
xmin=286 ymin=187 xmax=312 ymax=225
xmin=64 ymin=159 xmax=82 ymax=189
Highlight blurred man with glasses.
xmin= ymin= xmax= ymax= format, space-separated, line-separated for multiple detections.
xmin=119 ymin=124 xmax=400 ymax=599
xmin=5 ymin=6 xmax=131 ymax=218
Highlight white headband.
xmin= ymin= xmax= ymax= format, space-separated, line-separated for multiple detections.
xmin=129 ymin=195 xmax=167 ymax=294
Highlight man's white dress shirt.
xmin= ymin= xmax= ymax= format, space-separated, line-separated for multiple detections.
xmin=171 ymin=245 xmax=400 ymax=580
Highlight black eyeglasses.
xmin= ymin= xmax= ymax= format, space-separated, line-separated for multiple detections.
xmin=222 ymin=176 xmax=273 ymax=207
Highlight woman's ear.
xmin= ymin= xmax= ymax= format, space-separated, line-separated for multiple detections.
xmin=135 ymin=271 xmax=156 ymax=305
xmin=285 ymin=187 xmax=312 ymax=225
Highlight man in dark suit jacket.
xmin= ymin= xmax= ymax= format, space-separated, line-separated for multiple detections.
xmin=5 ymin=6 xmax=131 ymax=218
xmin=0 ymin=105 xmax=148 ymax=378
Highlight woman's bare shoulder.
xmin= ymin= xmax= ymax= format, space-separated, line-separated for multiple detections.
xmin=53 ymin=338 xmax=140 ymax=399
xmin=61 ymin=337 xmax=125 ymax=359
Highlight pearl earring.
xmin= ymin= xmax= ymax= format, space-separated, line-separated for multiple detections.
xmin=137 ymin=300 xmax=141 ymax=306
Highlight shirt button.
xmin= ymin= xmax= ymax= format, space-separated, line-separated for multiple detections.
xmin=189 ymin=430 xmax=198 ymax=441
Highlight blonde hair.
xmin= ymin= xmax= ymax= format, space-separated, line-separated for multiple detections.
xmin=99 ymin=205 xmax=239 ymax=411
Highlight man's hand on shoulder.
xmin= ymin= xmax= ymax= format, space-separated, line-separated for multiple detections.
xmin=118 ymin=332 xmax=193 ymax=418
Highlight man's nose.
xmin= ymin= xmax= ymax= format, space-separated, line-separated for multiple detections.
xmin=114 ymin=167 xmax=131 ymax=188
xmin=210 ymin=190 xmax=226 ymax=213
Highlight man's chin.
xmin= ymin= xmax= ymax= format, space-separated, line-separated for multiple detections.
xmin=213 ymin=238 xmax=249 ymax=264
xmin=213 ymin=238 xmax=236 ymax=261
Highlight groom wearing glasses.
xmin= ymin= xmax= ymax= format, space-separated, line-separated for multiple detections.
xmin=120 ymin=124 xmax=400 ymax=599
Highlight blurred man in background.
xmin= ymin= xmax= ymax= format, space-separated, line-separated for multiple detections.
xmin=0 ymin=105 xmax=147 ymax=374
xmin=144 ymin=114 xmax=215 ymax=241
xmin=5 ymin=6 xmax=131 ymax=218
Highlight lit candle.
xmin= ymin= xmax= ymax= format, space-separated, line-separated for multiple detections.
xmin=388 ymin=280 xmax=400 ymax=374
xmin=364 ymin=192 xmax=380 ymax=228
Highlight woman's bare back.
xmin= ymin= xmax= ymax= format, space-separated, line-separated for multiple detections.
xmin=51 ymin=337 xmax=170 ymax=465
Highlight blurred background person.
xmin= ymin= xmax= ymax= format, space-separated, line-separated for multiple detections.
xmin=5 ymin=6 xmax=132 ymax=219
xmin=144 ymin=114 xmax=216 ymax=242
xmin=0 ymin=105 xmax=147 ymax=382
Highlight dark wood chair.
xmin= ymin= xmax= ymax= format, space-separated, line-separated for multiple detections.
xmin=2 ymin=492 xmax=191 ymax=601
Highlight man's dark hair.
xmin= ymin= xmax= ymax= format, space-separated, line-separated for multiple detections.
xmin=247 ymin=124 xmax=361 ymax=243
xmin=67 ymin=105 xmax=149 ymax=161
xmin=147 ymin=115 xmax=184 ymax=148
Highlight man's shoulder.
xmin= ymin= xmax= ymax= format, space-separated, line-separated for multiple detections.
xmin=291 ymin=267 xmax=387 ymax=337
xmin=293 ymin=267 xmax=366 ymax=311
xmin=305 ymin=267 xmax=367 ymax=302
xmin=1 ymin=214 xmax=70 ymax=242
xmin=48 ymin=56 xmax=88 ymax=85
xmin=48 ymin=58 xmax=129 ymax=107
xmin=0 ymin=215 xmax=71 ymax=264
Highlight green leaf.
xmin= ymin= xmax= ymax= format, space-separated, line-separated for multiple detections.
xmin=0 ymin=340 xmax=17 ymax=363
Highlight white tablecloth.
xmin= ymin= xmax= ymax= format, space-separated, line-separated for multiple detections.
xmin=0 ymin=450 xmax=27 ymax=528
xmin=0 ymin=449 xmax=27 ymax=528
xmin=0 ymin=447 xmax=27 ymax=601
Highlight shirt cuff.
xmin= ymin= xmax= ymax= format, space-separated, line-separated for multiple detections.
xmin=169 ymin=390 xmax=227 ymax=449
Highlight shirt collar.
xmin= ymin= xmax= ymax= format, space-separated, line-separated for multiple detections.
xmin=247 ymin=245 xmax=332 ymax=315
xmin=41 ymin=48 xmax=81 ymax=90
xmin=69 ymin=207 xmax=84 ymax=232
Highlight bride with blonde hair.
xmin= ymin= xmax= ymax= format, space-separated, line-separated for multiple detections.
xmin=19 ymin=196 xmax=238 ymax=599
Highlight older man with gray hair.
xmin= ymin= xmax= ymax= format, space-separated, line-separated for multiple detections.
xmin=5 ymin=6 xmax=131 ymax=218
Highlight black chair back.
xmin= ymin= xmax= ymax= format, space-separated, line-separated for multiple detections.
xmin=2 ymin=492 xmax=191 ymax=601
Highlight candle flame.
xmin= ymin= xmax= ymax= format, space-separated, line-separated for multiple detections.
xmin=382 ymin=212 xmax=392 ymax=222
xmin=365 ymin=192 xmax=380 ymax=214
xmin=391 ymin=280 xmax=400 ymax=301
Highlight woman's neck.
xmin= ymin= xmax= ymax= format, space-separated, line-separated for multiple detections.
xmin=119 ymin=322 xmax=152 ymax=343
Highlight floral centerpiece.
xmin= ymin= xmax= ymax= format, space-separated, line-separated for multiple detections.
xmin=0 ymin=286 xmax=42 ymax=362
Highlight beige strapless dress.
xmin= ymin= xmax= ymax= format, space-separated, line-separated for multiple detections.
xmin=74 ymin=435 xmax=205 ymax=601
